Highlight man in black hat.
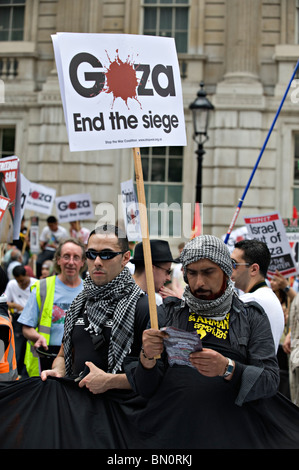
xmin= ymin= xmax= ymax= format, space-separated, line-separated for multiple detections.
xmin=131 ymin=239 xmax=178 ymax=304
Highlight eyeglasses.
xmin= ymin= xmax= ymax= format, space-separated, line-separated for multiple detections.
xmin=61 ymin=254 xmax=82 ymax=262
xmin=154 ymin=265 xmax=172 ymax=276
xmin=86 ymin=249 xmax=126 ymax=260
xmin=231 ymin=260 xmax=251 ymax=270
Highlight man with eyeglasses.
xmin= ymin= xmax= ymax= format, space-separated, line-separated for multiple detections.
xmin=18 ymin=238 xmax=86 ymax=376
xmin=231 ymin=239 xmax=284 ymax=352
xmin=41 ymin=224 xmax=150 ymax=394
xmin=131 ymin=239 xmax=178 ymax=305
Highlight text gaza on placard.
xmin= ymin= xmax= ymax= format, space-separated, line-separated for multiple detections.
xmin=69 ymin=52 xmax=179 ymax=134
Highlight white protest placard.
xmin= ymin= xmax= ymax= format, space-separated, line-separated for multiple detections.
xmin=244 ymin=212 xmax=297 ymax=277
xmin=55 ymin=193 xmax=93 ymax=223
xmin=52 ymin=33 xmax=186 ymax=152
xmin=0 ymin=196 xmax=10 ymax=222
xmin=282 ymin=218 xmax=299 ymax=274
xmin=222 ymin=226 xmax=250 ymax=253
xmin=29 ymin=216 xmax=39 ymax=254
xmin=120 ymin=179 xmax=142 ymax=242
xmin=20 ymin=173 xmax=31 ymax=219
xmin=26 ymin=182 xmax=56 ymax=215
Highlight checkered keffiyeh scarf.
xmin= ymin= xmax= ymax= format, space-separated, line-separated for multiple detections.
xmin=63 ymin=267 xmax=143 ymax=376
xmin=180 ymin=235 xmax=234 ymax=320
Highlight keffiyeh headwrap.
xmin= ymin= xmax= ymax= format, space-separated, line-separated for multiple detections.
xmin=63 ymin=267 xmax=143 ymax=376
xmin=180 ymin=235 xmax=234 ymax=320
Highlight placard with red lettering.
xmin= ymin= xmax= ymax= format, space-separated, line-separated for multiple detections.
xmin=244 ymin=212 xmax=297 ymax=277
xmin=0 ymin=155 xmax=21 ymax=243
xmin=55 ymin=193 xmax=93 ymax=223
xmin=25 ymin=182 xmax=56 ymax=215
xmin=52 ymin=33 xmax=186 ymax=152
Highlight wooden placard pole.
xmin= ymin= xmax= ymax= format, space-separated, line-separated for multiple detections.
xmin=133 ymin=147 xmax=158 ymax=330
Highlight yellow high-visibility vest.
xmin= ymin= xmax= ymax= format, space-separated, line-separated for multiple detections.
xmin=24 ymin=275 xmax=56 ymax=377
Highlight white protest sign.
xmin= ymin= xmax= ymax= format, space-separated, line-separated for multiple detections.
xmin=283 ymin=218 xmax=299 ymax=274
xmin=0 ymin=196 xmax=10 ymax=222
xmin=26 ymin=182 xmax=56 ymax=215
xmin=244 ymin=212 xmax=297 ymax=277
xmin=120 ymin=179 xmax=142 ymax=242
xmin=55 ymin=193 xmax=93 ymax=223
xmin=20 ymin=173 xmax=31 ymax=219
xmin=222 ymin=226 xmax=250 ymax=253
xmin=29 ymin=216 xmax=39 ymax=254
xmin=52 ymin=33 xmax=186 ymax=152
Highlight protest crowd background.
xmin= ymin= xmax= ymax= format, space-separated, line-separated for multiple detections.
xmin=2 ymin=0 xmax=299 ymax=450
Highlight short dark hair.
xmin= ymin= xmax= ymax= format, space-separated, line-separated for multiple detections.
xmin=133 ymin=262 xmax=145 ymax=274
xmin=12 ymin=265 xmax=26 ymax=278
xmin=47 ymin=215 xmax=57 ymax=224
xmin=89 ymin=224 xmax=129 ymax=253
xmin=234 ymin=239 xmax=271 ymax=278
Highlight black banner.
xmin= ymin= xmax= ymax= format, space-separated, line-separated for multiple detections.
xmin=1 ymin=367 xmax=299 ymax=450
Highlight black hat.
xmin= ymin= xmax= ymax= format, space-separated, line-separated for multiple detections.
xmin=130 ymin=240 xmax=176 ymax=264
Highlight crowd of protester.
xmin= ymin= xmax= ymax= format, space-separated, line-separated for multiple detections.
xmin=1 ymin=217 xmax=299 ymax=405
xmin=1 ymin=218 xmax=299 ymax=448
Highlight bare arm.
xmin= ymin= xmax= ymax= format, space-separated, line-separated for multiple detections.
xmin=7 ymin=301 xmax=24 ymax=313
xmin=40 ymin=344 xmax=66 ymax=381
xmin=273 ymin=270 xmax=297 ymax=302
xmin=22 ymin=325 xmax=48 ymax=350
xmin=78 ymin=361 xmax=132 ymax=394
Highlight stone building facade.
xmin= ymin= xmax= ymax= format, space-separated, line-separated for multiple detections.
xmin=1 ymin=0 xmax=299 ymax=247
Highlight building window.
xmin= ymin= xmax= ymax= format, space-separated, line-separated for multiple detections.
xmin=143 ymin=0 xmax=189 ymax=53
xmin=0 ymin=128 xmax=15 ymax=158
xmin=0 ymin=0 xmax=26 ymax=41
xmin=138 ymin=146 xmax=184 ymax=237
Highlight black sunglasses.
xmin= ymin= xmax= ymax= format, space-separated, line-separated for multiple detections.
xmin=86 ymin=249 xmax=126 ymax=260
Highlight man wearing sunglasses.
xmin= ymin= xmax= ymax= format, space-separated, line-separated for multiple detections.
xmin=131 ymin=239 xmax=178 ymax=305
xmin=41 ymin=224 xmax=149 ymax=394
xmin=231 ymin=239 xmax=284 ymax=352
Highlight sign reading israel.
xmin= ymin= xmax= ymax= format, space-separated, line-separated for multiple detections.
xmin=52 ymin=33 xmax=186 ymax=151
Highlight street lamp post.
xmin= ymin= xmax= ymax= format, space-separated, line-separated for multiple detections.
xmin=189 ymin=82 xmax=214 ymax=203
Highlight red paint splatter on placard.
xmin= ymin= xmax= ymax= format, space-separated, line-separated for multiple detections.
xmin=103 ymin=50 xmax=141 ymax=109
xmin=69 ymin=202 xmax=77 ymax=210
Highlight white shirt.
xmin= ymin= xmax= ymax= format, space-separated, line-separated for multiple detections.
xmin=70 ymin=227 xmax=90 ymax=245
xmin=5 ymin=278 xmax=37 ymax=312
xmin=240 ymin=286 xmax=284 ymax=353
xmin=40 ymin=225 xmax=68 ymax=250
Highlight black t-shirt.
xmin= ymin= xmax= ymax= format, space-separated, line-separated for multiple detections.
xmin=186 ymin=310 xmax=233 ymax=358
xmin=71 ymin=294 xmax=149 ymax=375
